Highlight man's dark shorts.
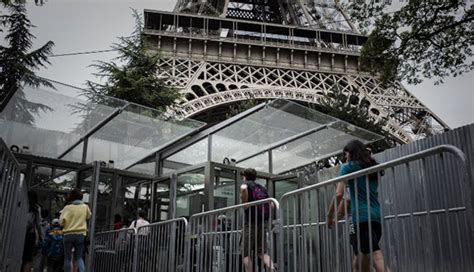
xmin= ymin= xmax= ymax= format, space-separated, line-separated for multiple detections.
xmin=350 ymin=221 xmax=382 ymax=254
xmin=242 ymin=222 xmax=267 ymax=257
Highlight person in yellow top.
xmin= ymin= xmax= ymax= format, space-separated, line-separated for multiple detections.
xmin=59 ymin=189 xmax=91 ymax=272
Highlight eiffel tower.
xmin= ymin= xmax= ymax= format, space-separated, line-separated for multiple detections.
xmin=143 ymin=0 xmax=449 ymax=143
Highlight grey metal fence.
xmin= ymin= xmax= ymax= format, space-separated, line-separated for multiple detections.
xmin=186 ymin=198 xmax=282 ymax=272
xmin=279 ymin=144 xmax=473 ymax=272
xmin=92 ymin=228 xmax=137 ymax=272
xmin=135 ymin=218 xmax=188 ymax=272
xmin=0 ymin=138 xmax=28 ymax=272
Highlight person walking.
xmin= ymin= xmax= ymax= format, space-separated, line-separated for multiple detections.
xmin=240 ymin=168 xmax=276 ymax=272
xmin=328 ymin=140 xmax=385 ymax=272
xmin=60 ymin=189 xmax=91 ymax=272
xmin=22 ymin=191 xmax=43 ymax=272
xmin=129 ymin=209 xmax=150 ymax=233
xmin=42 ymin=218 xmax=64 ymax=272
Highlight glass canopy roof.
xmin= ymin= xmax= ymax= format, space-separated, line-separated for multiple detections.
xmin=162 ymin=99 xmax=383 ymax=174
xmin=0 ymin=81 xmax=205 ymax=173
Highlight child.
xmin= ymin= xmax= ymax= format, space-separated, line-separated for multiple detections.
xmin=43 ymin=219 xmax=64 ymax=272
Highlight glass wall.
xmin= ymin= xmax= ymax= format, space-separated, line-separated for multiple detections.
xmin=176 ymin=168 xmax=206 ymax=218
xmin=0 ymin=82 xmax=205 ymax=175
xmin=162 ymin=99 xmax=382 ymax=176
xmin=213 ymin=167 xmax=237 ymax=209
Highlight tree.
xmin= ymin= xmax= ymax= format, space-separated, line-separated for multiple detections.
xmin=314 ymin=84 xmax=395 ymax=152
xmin=349 ymin=0 xmax=474 ymax=85
xmin=225 ymin=94 xmax=260 ymax=119
xmin=85 ymin=10 xmax=181 ymax=111
xmin=0 ymin=2 xmax=54 ymax=112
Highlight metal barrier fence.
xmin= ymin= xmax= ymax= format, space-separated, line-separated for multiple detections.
xmin=186 ymin=198 xmax=282 ymax=272
xmin=279 ymin=145 xmax=473 ymax=272
xmin=136 ymin=218 xmax=187 ymax=272
xmin=93 ymin=228 xmax=137 ymax=272
xmin=0 ymin=138 xmax=28 ymax=272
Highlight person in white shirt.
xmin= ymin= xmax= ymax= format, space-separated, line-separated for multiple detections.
xmin=129 ymin=209 xmax=150 ymax=235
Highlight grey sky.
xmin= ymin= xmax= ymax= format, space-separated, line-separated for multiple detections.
xmin=15 ymin=0 xmax=474 ymax=128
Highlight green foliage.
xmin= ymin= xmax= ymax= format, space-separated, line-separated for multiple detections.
xmin=0 ymin=2 xmax=54 ymax=123
xmin=348 ymin=0 xmax=474 ymax=85
xmin=86 ymin=10 xmax=181 ymax=111
xmin=0 ymin=2 xmax=54 ymax=106
xmin=314 ymin=84 xmax=394 ymax=152
xmin=225 ymin=94 xmax=259 ymax=119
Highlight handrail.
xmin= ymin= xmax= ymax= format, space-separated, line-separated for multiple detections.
xmin=136 ymin=217 xmax=188 ymax=230
xmin=94 ymin=227 xmax=137 ymax=236
xmin=280 ymin=144 xmax=468 ymax=200
xmin=189 ymin=197 xmax=280 ymax=220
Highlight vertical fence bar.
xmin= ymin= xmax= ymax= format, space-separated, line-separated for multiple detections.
xmin=87 ymin=161 xmax=101 ymax=272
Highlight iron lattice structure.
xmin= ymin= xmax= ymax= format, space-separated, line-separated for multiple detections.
xmin=143 ymin=0 xmax=448 ymax=143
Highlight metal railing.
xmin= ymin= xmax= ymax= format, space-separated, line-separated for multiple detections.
xmin=135 ymin=218 xmax=188 ymax=272
xmin=0 ymin=138 xmax=28 ymax=272
xmin=186 ymin=198 xmax=282 ymax=272
xmin=91 ymin=144 xmax=473 ymax=271
xmin=92 ymin=228 xmax=137 ymax=272
xmin=279 ymin=144 xmax=473 ymax=271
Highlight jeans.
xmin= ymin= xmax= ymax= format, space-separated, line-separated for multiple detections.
xmin=63 ymin=234 xmax=85 ymax=272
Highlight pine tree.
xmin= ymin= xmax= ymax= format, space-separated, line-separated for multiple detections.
xmin=0 ymin=2 xmax=54 ymax=112
xmin=85 ymin=10 xmax=181 ymax=111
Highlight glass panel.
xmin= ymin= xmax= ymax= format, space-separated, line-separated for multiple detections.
xmin=274 ymin=178 xmax=298 ymax=200
xmin=61 ymin=142 xmax=84 ymax=163
xmin=122 ymin=184 xmax=139 ymax=227
xmin=153 ymin=181 xmax=170 ymax=221
xmin=86 ymin=103 xmax=204 ymax=169
xmin=0 ymin=84 xmax=126 ymax=162
xmin=176 ymin=168 xmax=205 ymax=218
xmin=138 ymin=183 xmax=152 ymax=220
xmin=164 ymin=138 xmax=208 ymax=171
xmin=113 ymin=176 xmax=148 ymax=228
xmin=272 ymin=121 xmax=383 ymax=173
xmin=95 ymin=172 xmax=114 ymax=231
xmin=212 ymin=99 xmax=336 ymax=163
xmin=33 ymin=166 xmax=74 ymax=219
xmin=214 ymin=167 xmax=237 ymax=209
xmin=236 ymin=152 xmax=269 ymax=173
xmin=0 ymin=82 xmax=205 ymax=166
xmin=127 ymin=162 xmax=156 ymax=176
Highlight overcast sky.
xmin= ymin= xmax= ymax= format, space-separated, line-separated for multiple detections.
xmin=9 ymin=0 xmax=474 ymax=128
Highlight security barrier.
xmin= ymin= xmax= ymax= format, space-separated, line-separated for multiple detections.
xmin=136 ymin=218 xmax=187 ymax=272
xmin=91 ymin=145 xmax=473 ymax=271
xmin=186 ymin=198 xmax=282 ymax=272
xmin=279 ymin=145 xmax=473 ymax=271
xmin=93 ymin=228 xmax=137 ymax=272
xmin=0 ymin=138 xmax=28 ymax=272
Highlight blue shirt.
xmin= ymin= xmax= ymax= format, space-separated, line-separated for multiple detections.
xmin=339 ymin=161 xmax=381 ymax=223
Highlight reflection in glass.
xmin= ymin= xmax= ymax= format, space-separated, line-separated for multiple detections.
xmin=237 ymin=152 xmax=269 ymax=173
xmin=164 ymin=138 xmax=208 ymax=172
xmin=153 ymin=181 xmax=170 ymax=221
xmin=272 ymin=121 xmax=383 ymax=173
xmin=214 ymin=168 xmax=237 ymax=209
xmin=0 ymin=82 xmax=204 ymax=169
xmin=0 ymin=85 xmax=120 ymax=161
xmin=176 ymin=168 xmax=205 ymax=218
xmin=86 ymin=103 xmax=204 ymax=169
xmin=274 ymin=179 xmax=298 ymax=200
xmin=212 ymin=99 xmax=336 ymax=163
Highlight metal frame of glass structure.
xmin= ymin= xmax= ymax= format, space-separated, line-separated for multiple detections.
xmin=0 ymin=80 xmax=383 ymax=229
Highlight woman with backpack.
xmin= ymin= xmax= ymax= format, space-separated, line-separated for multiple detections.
xmin=240 ymin=168 xmax=276 ymax=272
xmin=327 ymin=140 xmax=385 ymax=272
xmin=59 ymin=189 xmax=91 ymax=272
